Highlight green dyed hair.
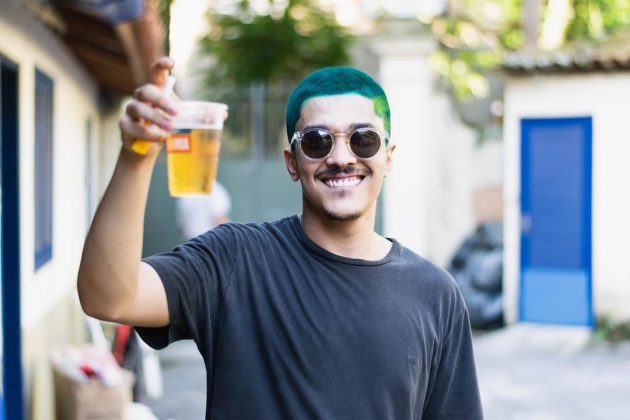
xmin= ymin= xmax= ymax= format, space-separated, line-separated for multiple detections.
xmin=285 ymin=66 xmax=391 ymax=143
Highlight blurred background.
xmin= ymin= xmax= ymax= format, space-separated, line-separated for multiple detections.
xmin=1 ymin=0 xmax=630 ymax=419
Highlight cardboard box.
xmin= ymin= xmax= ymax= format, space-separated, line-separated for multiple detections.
xmin=53 ymin=366 xmax=133 ymax=420
xmin=473 ymin=185 xmax=503 ymax=223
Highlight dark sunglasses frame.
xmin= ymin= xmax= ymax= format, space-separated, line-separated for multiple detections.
xmin=290 ymin=127 xmax=388 ymax=160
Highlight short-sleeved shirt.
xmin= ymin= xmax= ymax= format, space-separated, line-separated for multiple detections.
xmin=136 ymin=216 xmax=482 ymax=419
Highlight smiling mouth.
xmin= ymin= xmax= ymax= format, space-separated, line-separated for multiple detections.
xmin=322 ymin=176 xmax=364 ymax=188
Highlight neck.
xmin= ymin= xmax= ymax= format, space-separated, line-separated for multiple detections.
xmin=299 ymin=206 xmax=391 ymax=260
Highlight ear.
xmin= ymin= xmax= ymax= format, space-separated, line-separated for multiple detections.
xmin=283 ymin=147 xmax=300 ymax=181
xmin=384 ymin=144 xmax=396 ymax=177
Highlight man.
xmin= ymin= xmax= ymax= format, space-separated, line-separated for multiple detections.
xmin=78 ymin=57 xmax=483 ymax=419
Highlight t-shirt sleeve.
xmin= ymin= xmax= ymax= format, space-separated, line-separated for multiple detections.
xmin=135 ymin=223 xmax=238 ymax=350
xmin=422 ymin=284 xmax=483 ymax=419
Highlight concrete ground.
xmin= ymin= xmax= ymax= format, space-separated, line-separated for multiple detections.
xmin=475 ymin=324 xmax=630 ymax=420
xmin=145 ymin=324 xmax=630 ymax=420
xmin=145 ymin=340 xmax=207 ymax=420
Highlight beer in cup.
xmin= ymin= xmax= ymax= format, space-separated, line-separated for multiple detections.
xmin=166 ymin=101 xmax=228 ymax=196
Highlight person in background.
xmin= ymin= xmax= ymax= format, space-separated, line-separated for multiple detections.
xmin=78 ymin=57 xmax=483 ymax=419
xmin=175 ymin=181 xmax=231 ymax=240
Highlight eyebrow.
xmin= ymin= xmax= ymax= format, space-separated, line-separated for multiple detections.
xmin=301 ymin=122 xmax=376 ymax=132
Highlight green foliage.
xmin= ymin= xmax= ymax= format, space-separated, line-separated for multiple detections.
xmin=429 ymin=0 xmax=524 ymax=100
xmin=199 ymin=0 xmax=353 ymax=91
xmin=430 ymin=0 xmax=630 ymax=100
xmin=594 ymin=315 xmax=630 ymax=343
xmin=567 ymin=0 xmax=630 ymax=41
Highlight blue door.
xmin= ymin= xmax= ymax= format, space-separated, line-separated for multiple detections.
xmin=520 ymin=117 xmax=593 ymax=326
xmin=1 ymin=55 xmax=22 ymax=420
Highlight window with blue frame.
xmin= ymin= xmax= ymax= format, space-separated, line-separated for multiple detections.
xmin=34 ymin=69 xmax=53 ymax=269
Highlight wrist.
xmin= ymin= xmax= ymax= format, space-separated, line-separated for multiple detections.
xmin=119 ymin=145 xmax=160 ymax=168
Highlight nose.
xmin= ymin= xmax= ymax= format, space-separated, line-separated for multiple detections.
xmin=325 ymin=136 xmax=357 ymax=167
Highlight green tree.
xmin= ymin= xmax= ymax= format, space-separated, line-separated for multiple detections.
xmin=199 ymin=0 xmax=353 ymax=92
xmin=565 ymin=0 xmax=630 ymax=41
xmin=430 ymin=0 xmax=630 ymax=100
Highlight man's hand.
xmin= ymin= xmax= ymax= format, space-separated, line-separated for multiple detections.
xmin=119 ymin=57 xmax=178 ymax=155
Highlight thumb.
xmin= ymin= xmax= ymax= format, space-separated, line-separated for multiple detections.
xmin=151 ymin=56 xmax=175 ymax=88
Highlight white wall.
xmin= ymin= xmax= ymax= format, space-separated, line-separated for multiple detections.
xmin=429 ymin=117 xmax=502 ymax=265
xmin=373 ymin=35 xmax=503 ymax=266
xmin=0 ymin=0 xmax=99 ymax=328
xmin=374 ymin=37 xmax=436 ymax=256
xmin=503 ymin=73 xmax=630 ymax=323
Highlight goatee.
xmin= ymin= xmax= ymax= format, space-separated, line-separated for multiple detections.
xmin=323 ymin=209 xmax=362 ymax=222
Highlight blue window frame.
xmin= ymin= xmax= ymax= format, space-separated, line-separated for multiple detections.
xmin=2 ymin=54 xmax=23 ymax=420
xmin=34 ymin=69 xmax=53 ymax=270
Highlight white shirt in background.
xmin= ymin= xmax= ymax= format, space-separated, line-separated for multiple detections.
xmin=176 ymin=181 xmax=232 ymax=240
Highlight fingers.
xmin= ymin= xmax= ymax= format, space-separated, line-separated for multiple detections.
xmin=133 ymin=84 xmax=178 ymax=115
xmin=125 ymin=100 xmax=175 ymax=131
xmin=118 ymin=57 xmax=176 ymax=155
xmin=151 ymin=56 xmax=174 ymax=87
xmin=120 ymin=114 xmax=170 ymax=144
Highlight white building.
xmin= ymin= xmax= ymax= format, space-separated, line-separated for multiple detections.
xmin=502 ymin=50 xmax=630 ymax=326
xmin=0 ymin=0 xmax=162 ymax=417
xmin=363 ymin=20 xmax=503 ymax=265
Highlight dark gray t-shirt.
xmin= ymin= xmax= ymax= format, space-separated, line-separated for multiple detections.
xmin=136 ymin=215 xmax=482 ymax=419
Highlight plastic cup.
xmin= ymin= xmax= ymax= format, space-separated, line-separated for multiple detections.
xmin=166 ymin=101 xmax=228 ymax=196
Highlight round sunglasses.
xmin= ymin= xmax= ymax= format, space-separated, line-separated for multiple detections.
xmin=290 ymin=127 xmax=388 ymax=160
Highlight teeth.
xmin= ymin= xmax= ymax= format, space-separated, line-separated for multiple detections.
xmin=324 ymin=176 xmax=362 ymax=188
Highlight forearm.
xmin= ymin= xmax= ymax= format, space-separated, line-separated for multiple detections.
xmin=78 ymin=148 xmax=157 ymax=321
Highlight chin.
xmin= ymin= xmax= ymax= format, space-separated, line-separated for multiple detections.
xmin=322 ymin=208 xmax=362 ymax=222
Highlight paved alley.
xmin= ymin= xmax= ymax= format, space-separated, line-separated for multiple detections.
xmin=145 ymin=340 xmax=207 ymax=420
xmin=146 ymin=324 xmax=630 ymax=420
xmin=474 ymin=324 xmax=630 ymax=420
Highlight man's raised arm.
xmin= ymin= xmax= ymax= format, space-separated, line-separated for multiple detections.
xmin=77 ymin=58 xmax=177 ymax=327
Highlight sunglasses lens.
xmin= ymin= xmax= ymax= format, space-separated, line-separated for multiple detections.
xmin=300 ymin=130 xmax=333 ymax=159
xmin=350 ymin=129 xmax=382 ymax=158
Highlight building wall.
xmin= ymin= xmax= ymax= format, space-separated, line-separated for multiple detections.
xmin=503 ymin=73 xmax=630 ymax=324
xmin=24 ymin=296 xmax=86 ymax=419
xmin=1 ymin=2 xmax=102 ymax=418
xmin=1 ymin=0 xmax=99 ymax=327
xmin=373 ymin=34 xmax=503 ymax=266
xmin=423 ymin=98 xmax=503 ymax=266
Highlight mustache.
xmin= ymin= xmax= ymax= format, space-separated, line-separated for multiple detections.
xmin=316 ymin=166 xmax=369 ymax=179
